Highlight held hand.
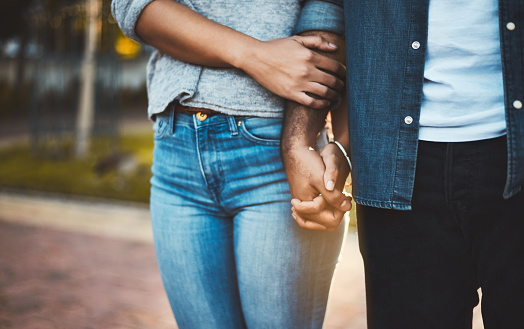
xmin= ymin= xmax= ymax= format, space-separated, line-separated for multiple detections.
xmin=240 ymin=35 xmax=346 ymax=110
xmin=284 ymin=146 xmax=351 ymax=231
xmin=291 ymin=196 xmax=347 ymax=232
xmin=320 ymin=142 xmax=351 ymax=194
xmin=290 ymin=142 xmax=352 ymax=231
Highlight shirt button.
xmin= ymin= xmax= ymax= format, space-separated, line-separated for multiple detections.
xmin=506 ymin=22 xmax=516 ymax=31
xmin=411 ymin=41 xmax=421 ymax=50
xmin=404 ymin=116 xmax=413 ymax=125
xmin=513 ymin=100 xmax=523 ymax=109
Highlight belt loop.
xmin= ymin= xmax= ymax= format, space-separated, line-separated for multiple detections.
xmin=227 ymin=116 xmax=239 ymax=136
xmin=170 ymin=102 xmax=176 ymax=134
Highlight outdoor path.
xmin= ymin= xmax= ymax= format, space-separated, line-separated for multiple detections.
xmin=0 ymin=191 xmax=483 ymax=329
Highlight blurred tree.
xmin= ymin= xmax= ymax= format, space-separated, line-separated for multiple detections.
xmin=75 ymin=0 xmax=100 ymax=158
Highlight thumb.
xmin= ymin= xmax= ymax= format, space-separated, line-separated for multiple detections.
xmin=323 ymin=154 xmax=339 ymax=192
xmin=296 ymin=35 xmax=337 ymax=52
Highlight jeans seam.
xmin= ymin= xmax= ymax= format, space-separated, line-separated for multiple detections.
xmin=193 ymin=115 xmax=220 ymax=205
xmin=444 ymin=142 xmax=460 ymax=225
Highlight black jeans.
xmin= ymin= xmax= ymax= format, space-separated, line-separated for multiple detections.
xmin=358 ymin=136 xmax=524 ymax=329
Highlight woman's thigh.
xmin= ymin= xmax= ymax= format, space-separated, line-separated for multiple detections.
xmin=224 ymin=116 xmax=347 ymax=329
xmin=234 ymin=203 xmax=347 ymax=329
xmin=150 ymin=112 xmax=245 ymax=329
xmin=150 ymin=196 xmax=245 ymax=329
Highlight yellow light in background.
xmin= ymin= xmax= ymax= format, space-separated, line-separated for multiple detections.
xmin=115 ymin=34 xmax=141 ymax=59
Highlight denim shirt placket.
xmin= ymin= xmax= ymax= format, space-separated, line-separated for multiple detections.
xmin=390 ymin=0 xmax=430 ymax=209
xmin=499 ymin=0 xmax=524 ymax=199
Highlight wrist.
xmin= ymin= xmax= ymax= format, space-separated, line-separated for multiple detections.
xmin=281 ymin=141 xmax=312 ymax=160
xmin=329 ymin=140 xmax=352 ymax=171
xmin=232 ymin=38 xmax=264 ymax=71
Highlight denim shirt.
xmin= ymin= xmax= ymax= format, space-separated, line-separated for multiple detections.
xmin=297 ymin=0 xmax=524 ymax=210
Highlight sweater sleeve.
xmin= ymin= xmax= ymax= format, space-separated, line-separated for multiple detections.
xmin=111 ymin=0 xmax=156 ymax=44
xmin=294 ymin=0 xmax=344 ymax=36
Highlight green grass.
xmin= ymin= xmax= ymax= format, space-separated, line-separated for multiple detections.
xmin=0 ymin=132 xmax=154 ymax=203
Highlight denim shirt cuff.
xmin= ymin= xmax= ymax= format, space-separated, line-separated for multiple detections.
xmin=294 ymin=1 xmax=345 ymax=36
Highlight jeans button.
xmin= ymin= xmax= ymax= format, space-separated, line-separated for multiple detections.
xmin=197 ymin=112 xmax=208 ymax=121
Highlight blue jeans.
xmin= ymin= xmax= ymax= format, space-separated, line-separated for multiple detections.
xmin=150 ymin=108 xmax=346 ymax=329
xmin=358 ymin=136 xmax=524 ymax=329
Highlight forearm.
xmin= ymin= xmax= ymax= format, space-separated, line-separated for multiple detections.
xmin=135 ymin=0 xmax=256 ymax=68
xmin=133 ymin=1 xmax=346 ymax=109
xmin=281 ymin=30 xmax=345 ymax=152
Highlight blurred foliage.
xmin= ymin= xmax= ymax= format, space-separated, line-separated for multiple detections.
xmin=0 ymin=131 xmax=153 ymax=203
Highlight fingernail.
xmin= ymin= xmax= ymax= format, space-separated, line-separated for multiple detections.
xmin=328 ymin=42 xmax=336 ymax=48
xmin=326 ymin=180 xmax=335 ymax=191
xmin=340 ymin=200 xmax=348 ymax=209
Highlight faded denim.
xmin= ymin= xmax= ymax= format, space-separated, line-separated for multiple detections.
xmin=150 ymin=108 xmax=346 ymax=329
xmin=298 ymin=0 xmax=524 ymax=209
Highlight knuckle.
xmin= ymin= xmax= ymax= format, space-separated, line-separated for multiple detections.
xmin=320 ymin=87 xmax=330 ymax=98
xmin=324 ymin=152 xmax=336 ymax=161
xmin=327 ymin=170 xmax=338 ymax=179
xmin=284 ymin=86 xmax=295 ymax=97
xmin=324 ymin=163 xmax=337 ymax=174
xmin=303 ymin=97 xmax=316 ymax=107
xmin=302 ymin=50 xmax=315 ymax=62
xmin=298 ymin=67 xmax=310 ymax=78
xmin=325 ymin=223 xmax=338 ymax=232
xmin=325 ymin=75 xmax=337 ymax=88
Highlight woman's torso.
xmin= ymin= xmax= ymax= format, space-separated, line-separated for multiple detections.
xmin=146 ymin=0 xmax=303 ymax=118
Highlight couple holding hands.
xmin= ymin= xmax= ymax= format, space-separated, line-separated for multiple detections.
xmin=112 ymin=0 xmax=524 ymax=328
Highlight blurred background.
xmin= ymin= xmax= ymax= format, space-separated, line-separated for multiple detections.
xmin=0 ymin=0 xmax=482 ymax=328
xmin=0 ymin=0 xmax=153 ymax=202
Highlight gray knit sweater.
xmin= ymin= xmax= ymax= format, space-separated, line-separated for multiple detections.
xmin=111 ymin=0 xmax=306 ymax=118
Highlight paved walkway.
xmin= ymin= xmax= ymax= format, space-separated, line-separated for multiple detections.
xmin=0 ymin=191 xmax=483 ymax=328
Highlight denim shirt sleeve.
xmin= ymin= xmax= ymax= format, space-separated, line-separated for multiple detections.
xmin=111 ymin=0 xmax=156 ymax=44
xmin=294 ymin=0 xmax=344 ymax=36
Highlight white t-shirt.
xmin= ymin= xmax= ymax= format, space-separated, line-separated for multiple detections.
xmin=418 ymin=0 xmax=506 ymax=142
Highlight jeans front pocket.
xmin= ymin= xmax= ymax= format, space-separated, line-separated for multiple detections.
xmin=239 ymin=117 xmax=282 ymax=146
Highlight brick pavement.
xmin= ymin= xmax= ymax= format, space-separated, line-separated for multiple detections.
xmin=0 ymin=220 xmax=174 ymax=329
xmin=0 ymin=192 xmax=483 ymax=329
